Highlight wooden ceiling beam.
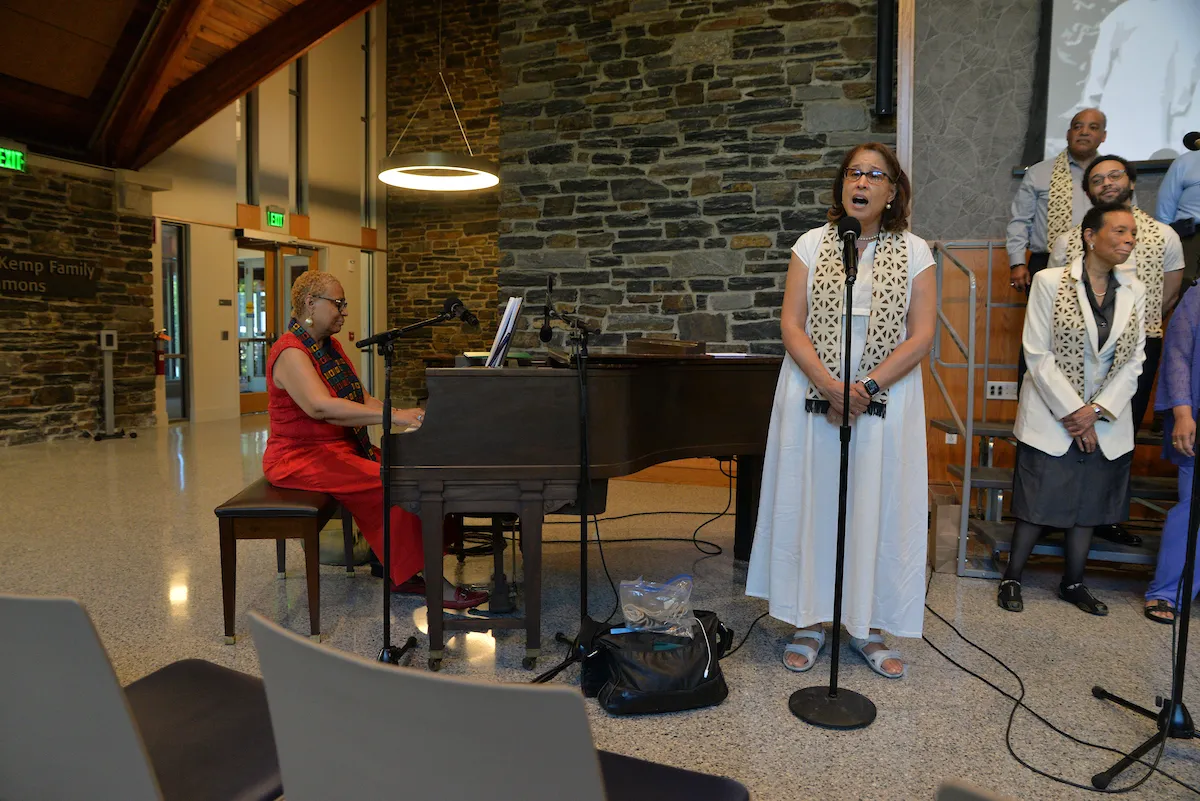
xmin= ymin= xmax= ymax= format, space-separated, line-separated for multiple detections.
xmin=96 ymin=0 xmax=217 ymax=167
xmin=127 ymin=0 xmax=381 ymax=170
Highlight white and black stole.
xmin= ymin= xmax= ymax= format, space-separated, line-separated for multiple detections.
xmin=1051 ymin=267 xmax=1139 ymax=401
xmin=1046 ymin=150 xmax=1075 ymax=252
xmin=804 ymin=225 xmax=909 ymax=418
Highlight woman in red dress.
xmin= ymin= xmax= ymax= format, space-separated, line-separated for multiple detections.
xmin=263 ymin=271 xmax=487 ymax=609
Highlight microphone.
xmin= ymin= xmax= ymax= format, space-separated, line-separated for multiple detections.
xmin=442 ymin=296 xmax=478 ymax=327
xmin=837 ymin=216 xmax=861 ymax=278
xmin=539 ymin=275 xmax=554 ymax=343
xmin=1185 ymin=132 xmax=1200 ymax=152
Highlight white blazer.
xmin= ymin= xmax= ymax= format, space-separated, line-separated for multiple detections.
xmin=1013 ymin=259 xmax=1146 ymax=458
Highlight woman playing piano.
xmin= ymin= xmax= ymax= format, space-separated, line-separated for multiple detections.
xmin=262 ymin=271 xmax=488 ymax=609
xmin=747 ymin=143 xmax=936 ymax=678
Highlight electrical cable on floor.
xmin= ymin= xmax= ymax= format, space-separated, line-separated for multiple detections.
xmin=543 ymin=458 xmax=736 ymax=558
xmin=923 ymin=573 xmax=1196 ymax=795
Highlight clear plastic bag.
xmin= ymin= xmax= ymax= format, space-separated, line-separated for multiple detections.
xmin=618 ymin=574 xmax=695 ymax=639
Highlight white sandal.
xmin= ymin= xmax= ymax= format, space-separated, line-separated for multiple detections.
xmin=850 ymin=633 xmax=906 ymax=679
xmin=782 ymin=628 xmax=826 ymax=673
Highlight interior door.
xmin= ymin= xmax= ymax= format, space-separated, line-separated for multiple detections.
xmin=237 ymin=246 xmax=276 ymax=414
xmin=237 ymin=244 xmax=319 ymax=415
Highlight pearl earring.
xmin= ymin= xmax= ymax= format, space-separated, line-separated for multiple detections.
xmin=886 ymin=202 xmax=892 ymax=209
xmin=1089 ymin=243 xmax=1094 ymax=250
xmin=304 ymin=316 xmax=314 ymax=327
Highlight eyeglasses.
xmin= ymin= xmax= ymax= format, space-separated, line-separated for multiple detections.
xmin=844 ymin=168 xmax=893 ymax=185
xmin=316 ymin=295 xmax=349 ymax=313
xmin=1089 ymin=169 xmax=1127 ymax=187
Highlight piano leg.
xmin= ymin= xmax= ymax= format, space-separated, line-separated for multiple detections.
xmin=734 ymin=454 xmax=763 ymax=562
xmin=519 ymin=495 xmax=543 ymax=670
xmin=489 ymin=516 xmax=514 ymax=614
xmin=420 ymin=495 xmax=446 ymax=671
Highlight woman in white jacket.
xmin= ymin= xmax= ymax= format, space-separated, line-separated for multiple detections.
xmin=999 ymin=202 xmax=1147 ymax=615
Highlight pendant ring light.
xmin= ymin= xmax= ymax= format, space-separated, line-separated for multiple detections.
xmin=378 ymin=4 xmax=498 ymax=192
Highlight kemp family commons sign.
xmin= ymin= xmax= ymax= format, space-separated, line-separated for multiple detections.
xmin=0 ymin=252 xmax=99 ymax=299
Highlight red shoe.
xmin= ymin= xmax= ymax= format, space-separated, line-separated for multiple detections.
xmin=389 ymin=575 xmax=488 ymax=610
xmin=391 ymin=575 xmax=426 ymax=595
xmin=442 ymin=586 xmax=489 ymax=610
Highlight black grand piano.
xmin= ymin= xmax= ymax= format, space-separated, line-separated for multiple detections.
xmin=387 ymin=349 xmax=781 ymax=670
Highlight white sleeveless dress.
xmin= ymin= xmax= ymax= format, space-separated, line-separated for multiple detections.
xmin=745 ymin=225 xmax=933 ymax=639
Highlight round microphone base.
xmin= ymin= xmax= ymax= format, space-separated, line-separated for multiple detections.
xmin=788 ymin=685 xmax=876 ymax=730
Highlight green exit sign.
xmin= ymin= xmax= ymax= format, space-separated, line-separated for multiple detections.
xmin=0 ymin=145 xmax=26 ymax=172
xmin=266 ymin=209 xmax=285 ymax=228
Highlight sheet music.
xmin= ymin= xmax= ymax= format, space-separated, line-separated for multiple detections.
xmin=486 ymin=297 xmax=522 ymax=368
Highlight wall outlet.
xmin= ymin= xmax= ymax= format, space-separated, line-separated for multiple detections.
xmin=945 ymin=432 xmax=958 ymax=444
xmin=986 ymin=381 xmax=1019 ymax=400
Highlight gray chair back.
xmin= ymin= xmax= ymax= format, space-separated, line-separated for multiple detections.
xmin=249 ymin=614 xmax=607 ymax=801
xmin=0 ymin=594 xmax=162 ymax=801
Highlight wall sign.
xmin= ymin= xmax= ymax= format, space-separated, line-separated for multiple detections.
xmin=266 ymin=206 xmax=286 ymax=228
xmin=0 ymin=251 xmax=99 ymax=298
xmin=0 ymin=144 xmax=26 ymax=172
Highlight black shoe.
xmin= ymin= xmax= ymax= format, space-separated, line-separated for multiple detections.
xmin=997 ymin=580 xmax=1023 ymax=612
xmin=1094 ymin=524 xmax=1142 ymax=547
xmin=1059 ymin=582 xmax=1108 ymax=616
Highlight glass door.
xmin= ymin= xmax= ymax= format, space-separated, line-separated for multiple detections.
xmin=237 ymin=246 xmax=275 ymax=414
xmin=161 ymin=223 xmax=189 ymax=421
xmin=236 ymin=243 xmax=318 ymax=415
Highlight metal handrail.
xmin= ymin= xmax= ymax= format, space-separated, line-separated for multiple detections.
xmin=931 ymin=242 xmax=978 ymax=577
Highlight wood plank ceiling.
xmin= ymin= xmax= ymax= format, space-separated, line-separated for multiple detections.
xmin=0 ymin=0 xmax=378 ymax=170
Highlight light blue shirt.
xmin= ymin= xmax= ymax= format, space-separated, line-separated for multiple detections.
xmin=1156 ymin=150 xmax=1200 ymax=225
xmin=1006 ymin=152 xmax=1092 ymax=267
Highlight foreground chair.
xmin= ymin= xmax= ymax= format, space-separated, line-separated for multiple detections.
xmin=249 ymin=613 xmax=749 ymax=801
xmin=0 ymin=594 xmax=282 ymax=801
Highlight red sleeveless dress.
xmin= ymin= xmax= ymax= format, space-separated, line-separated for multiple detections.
xmin=262 ymin=332 xmax=422 ymax=585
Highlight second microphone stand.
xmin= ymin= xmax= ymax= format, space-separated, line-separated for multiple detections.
xmin=533 ymin=308 xmax=605 ymax=684
xmin=787 ymin=231 xmax=877 ymax=729
xmin=357 ymin=310 xmax=459 ymax=665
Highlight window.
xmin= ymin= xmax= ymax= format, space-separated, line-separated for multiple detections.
xmin=236 ymin=92 xmax=260 ymax=205
xmin=290 ymin=57 xmax=309 ymax=215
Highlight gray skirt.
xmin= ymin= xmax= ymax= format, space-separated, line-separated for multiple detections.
xmin=1011 ymin=441 xmax=1132 ymax=528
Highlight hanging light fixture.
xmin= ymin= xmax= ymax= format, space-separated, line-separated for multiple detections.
xmin=379 ymin=3 xmax=498 ymax=192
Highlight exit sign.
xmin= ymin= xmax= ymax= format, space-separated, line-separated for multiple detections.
xmin=0 ymin=145 xmax=26 ymax=172
xmin=266 ymin=209 xmax=285 ymax=228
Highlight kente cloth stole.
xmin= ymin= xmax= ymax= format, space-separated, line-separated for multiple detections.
xmin=1046 ymin=150 xmax=1075 ymax=253
xmin=287 ymin=318 xmax=379 ymax=461
xmin=804 ymin=225 xmax=908 ymax=418
xmin=1050 ymin=271 xmax=1138 ymax=402
xmin=1058 ymin=205 xmax=1166 ymax=335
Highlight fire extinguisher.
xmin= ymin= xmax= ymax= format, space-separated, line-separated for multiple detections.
xmin=154 ymin=329 xmax=171 ymax=376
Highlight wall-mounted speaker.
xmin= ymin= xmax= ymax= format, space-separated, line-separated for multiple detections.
xmin=876 ymin=0 xmax=898 ymax=116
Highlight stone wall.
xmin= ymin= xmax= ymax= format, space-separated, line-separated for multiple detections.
xmin=385 ymin=0 xmax=501 ymax=403
xmin=0 ymin=165 xmax=155 ymax=446
xmin=497 ymin=0 xmax=889 ymax=354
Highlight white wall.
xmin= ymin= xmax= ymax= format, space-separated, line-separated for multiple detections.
xmin=147 ymin=106 xmax=240 ymax=423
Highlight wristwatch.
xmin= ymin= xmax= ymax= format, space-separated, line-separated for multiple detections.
xmin=1091 ymin=403 xmax=1107 ymax=421
xmin=860 ymin=377 xmax=881 ymax=397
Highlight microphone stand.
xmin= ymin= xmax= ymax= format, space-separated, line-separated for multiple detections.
xmin=357 ymin=310 xmax=458 ymax=665
xmin=533 ymin=309 xmax=605 ymax=683
xmin=1090 ymin=410 xmax=1197 ymax=788
xmin=787 ymin=232 xmax=877 ymax=729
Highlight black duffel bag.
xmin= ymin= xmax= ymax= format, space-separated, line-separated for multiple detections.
xmin=581 ymin=610 xmax=733 ymax=716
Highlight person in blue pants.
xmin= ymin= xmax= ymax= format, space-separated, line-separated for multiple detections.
xmin=1147 ymin=282 xmax=1200 ymax=622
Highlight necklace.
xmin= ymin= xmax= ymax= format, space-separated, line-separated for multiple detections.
xmin=859 ymin=232 xmax=879 ymax=243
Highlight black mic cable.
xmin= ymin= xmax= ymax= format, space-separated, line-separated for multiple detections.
xmin=540 ymin=275 xmax=554 ymax=343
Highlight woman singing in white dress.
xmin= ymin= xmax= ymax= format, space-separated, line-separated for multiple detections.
xmin=747 ymin=142 xmax=937 ymax=678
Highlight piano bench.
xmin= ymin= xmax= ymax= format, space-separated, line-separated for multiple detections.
xmin=215 ymin=477 xmax=354 ymax=645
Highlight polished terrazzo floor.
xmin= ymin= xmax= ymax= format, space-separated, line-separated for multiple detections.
xmin=3 ymin=416 xmax=1200 ymax=800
